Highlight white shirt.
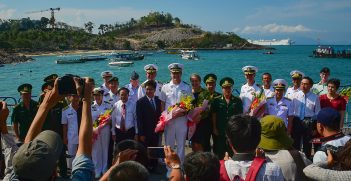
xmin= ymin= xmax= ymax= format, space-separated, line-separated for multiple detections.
xmin=285 ymin=87 xmax=300 ymax=100
xmin=224 ymin=159 xmax=284 ymax=181
xmin=313 ymin=135 xmax=351 ymax=163
xmin=137 ymin=79 xmax=163 ymax=99
xmin=91 ymin=101 xmax=112 ymax=122
xmin=312 ymin=82 xmax=328 ymax=96
xmin=265 ymin=97 xmax=292 ymax=126
xmin=288 ymin=91 xmax=321 ymax=118
xmin=111 ymin=100 xmax=138 ymax=135
xmin=61 ymin=104 xmax=79 ymax=145
xmin=263 ymin=86 xmax=275 ymax=98
xmin=100 ymin=83 xmax=110 ymax=93
xmin=240 ymin=83 xmax=262 ymax=114
xmin=103 ymin=90 xmax=120 ymax=108
xmin=159 ymin=81 xmax=192 ymax=110
xmin=125 ymin=83 xmax=139 ymax=103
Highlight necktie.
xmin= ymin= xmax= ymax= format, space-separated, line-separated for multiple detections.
xmin=299 ymin=95 xmax=306 ymax=120
xmin=120 ymin=104 xmax=126 ymax=131
xmin=150 ymin=98 xmax=156 ymax=110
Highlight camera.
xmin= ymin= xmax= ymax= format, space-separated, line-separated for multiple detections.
xmin=57 ymin=74 xmax=85 ymax=95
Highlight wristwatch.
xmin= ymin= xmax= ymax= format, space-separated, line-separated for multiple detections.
xmin=170 ymin=163 xmax=181 ymax=169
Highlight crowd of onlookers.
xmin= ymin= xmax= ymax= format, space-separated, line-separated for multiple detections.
xmin=1 ymin=63 xmax=351 ymax=180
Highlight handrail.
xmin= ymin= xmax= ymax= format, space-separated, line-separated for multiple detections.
xmin=0 ymin=97 xmax=18 ymax=107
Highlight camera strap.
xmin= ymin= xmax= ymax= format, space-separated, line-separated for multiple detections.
xmin=312 ymin=132 xmax=344 ymax=144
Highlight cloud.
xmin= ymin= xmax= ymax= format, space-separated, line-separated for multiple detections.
xmin=0 ymin=3 xmax=16 ymax=19
xmin=234 ymin=23 xmax=312 ymax=34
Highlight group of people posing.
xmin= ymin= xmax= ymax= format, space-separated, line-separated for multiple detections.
xmin=8 ymin=63 xmax=350 ymax=180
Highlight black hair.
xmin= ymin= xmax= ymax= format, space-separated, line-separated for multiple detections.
xmin=320 ymin=67 xmax=330 ymax=74
xmin=113 ymin=139 xmax=148 ymax=167
xmin=184 ymin=152 xmax=220 ymax=181
xmin=335 ymin=140 xmax=351 ymax=170
xmin=262 ymin=72 xmax=272 ymax=79
xmin=190 ymin=73 xmax=201 ymax=82
xmin=327 ymin=78 xmax=341 ymax=90
xmin=302 ymin=76 xmax=314 ymax=85
xmin=108 ymin=161 xmax=149 ymax=181
xmin=144 ymin=80 xmax=157 ymax=89
xmin=117 ymin=87 xmax=130 ymax=94
xmin=225 ymin=115 xmax=261 ymax=153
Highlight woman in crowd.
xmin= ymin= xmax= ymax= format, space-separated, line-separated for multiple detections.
xmin=319 ymin=78 xmax=347 ymax=128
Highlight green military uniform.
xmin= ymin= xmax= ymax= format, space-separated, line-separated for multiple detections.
xmin=11 ymin=84 xmax=38 ymax=142
xmin=211 ymin=77 xmax=243 ymax=158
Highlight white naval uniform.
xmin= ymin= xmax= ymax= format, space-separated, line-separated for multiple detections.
xmin=125 ymin=83 xmax=140 ymax=103
xmin=103 ymin=90 xmax=120 ymax=108
xmin=137 ymin=80 xmax=163 ymax=99
xmin=265 ymin=97 xmax=292 ymax=127
xmin=240 ymin=83 xmax=262 ymax=114
xmin=285 ymin=87 xmax=300 ymax=100
xmin=263 ymin=86 xmax=275 ymax=98
xmin=100 ymin=83 xmax=110 ymax=94
xmin=61 ymin=104 xmax=79 ymax=169
xmin=91 ymin=101 xmax=112 ymax=175
xmin=159 ymin=81 xmax=192 ymax=164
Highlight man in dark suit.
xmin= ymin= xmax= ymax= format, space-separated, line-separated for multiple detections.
xmin=136 ymin=80 xmax=162 ymax=171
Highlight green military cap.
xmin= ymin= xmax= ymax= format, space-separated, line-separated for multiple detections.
xmin=108 ymin=76 xmax=119 ymax=83
xmin=43 ymin=74 xmax=58 ymax=83
xmin=219 ymin=77 xmax=234 ymax=87
xmin=18 ymin=83 xmax=32 ymax=93
xmin=273 ymin=79 xmax=288 ymax=90
xmin=41 ymin=82 xmax=51 ymax=92
xmin=290 ymin=70 xmax=305 ymax=79
xmin=204 ymin=73 xmax=217 ymax=84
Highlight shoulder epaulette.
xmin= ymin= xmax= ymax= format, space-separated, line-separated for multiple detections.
xmin=141 ymin=82 xmax=146 ymax=88
xmin=182 ymin=81 xmax=189 ymax=85
xmin=266 ymin=96 xmax=274 ymax=99
xmin=157 ymin=80 xmax=163 ymax=84
xmin=256 ymin=84 xmax=261 ymax=87
xmin=104 ymin=93 xmax=109 ymax=97
xmin=62 ymin=106 xmax=69 ymax=111
xmin=284 ymin=97 xmax=291 ymax=101
xmin=104 ymin=101 xmax=111 ymax=104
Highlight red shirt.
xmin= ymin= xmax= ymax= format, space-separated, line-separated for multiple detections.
xmin=319 ymin=94 xmax=347 ymax=111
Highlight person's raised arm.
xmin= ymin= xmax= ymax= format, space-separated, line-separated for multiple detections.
xmin=0 ymin=101 xmax=9 ymax=134
xmin=76 ymin=77 xmax=94 ymax=156
xmin=24 ymin=79 xmax=63 ymax=143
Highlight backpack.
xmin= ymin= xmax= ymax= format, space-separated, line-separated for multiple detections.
xmin=220 ymin=157 xmax=266 ymax=181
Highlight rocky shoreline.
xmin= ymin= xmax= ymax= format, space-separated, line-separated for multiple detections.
xmin=0 ymin=50 xmax=34 ymax=65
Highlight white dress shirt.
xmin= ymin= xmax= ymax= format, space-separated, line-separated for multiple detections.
xmin=111 ymin=100 xmax=138 ymax=135
xmin=285 ymin=87 xmax=300 ymax=100
xmin=61 ymin=104 xmax=79 ymax=145
xmin=288 ymin=91 xmax=321 ymax=118
xmin=240 ymin=83 xmax=262 ymax=114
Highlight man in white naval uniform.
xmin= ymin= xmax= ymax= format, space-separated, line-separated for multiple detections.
xmin=285 ymin=70 xmax=304 ymax=100
xmin=125 ymin=71 xmax=140 ymax=103
xmin=265 ymin=79 xmax=292 ymax=127
xmin=91 ymin=88 xmax=112 ymax=178
xmin=100 ymin=71 xmax=114 ymax=93
xmin=159 ymin=63 xmax=192 ymax=165
xmin=103 ymin=77 xmax=120 ymax=107
xmin=61 ymin=95 xmax=80 ymax=169
xmin=262 ymin=72 xmax=274 ymax=97
xmin=240 ymin=65 xmax=262 ymax=114
xmin=137 ymin=64 xmax=163 ymax=99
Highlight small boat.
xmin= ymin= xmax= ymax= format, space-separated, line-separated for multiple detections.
xmin=263 ymin=51 xmax=274 ymax=54
xmin=55 ymin=59 xmax=86 ymax=64
xmin=109 ymin=61 xmax=134 ymax=67
xmin=0 ymin=64 xmax=4 ymax=67
xmin=181 ymin=50 xmax=200 ymax=60
xmin=312 ymin=46 xmax=351 ymax=58
xmin=114 ymin=52 xmax=144 ymax=61
xmin=165 ymin=50 xmax=180 ymax=54
xmin=80 ymin=55 xmax=107 ymax=61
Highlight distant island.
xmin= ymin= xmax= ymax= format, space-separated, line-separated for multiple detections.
xmin=0 ymin=11 xmax=266 ymax=63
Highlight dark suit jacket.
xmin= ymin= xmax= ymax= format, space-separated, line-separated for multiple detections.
xmin=136 ymin=96 xmax=162 ymax=141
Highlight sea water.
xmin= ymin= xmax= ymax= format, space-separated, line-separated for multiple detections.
xmin=1 ymin=45 xmax=351 ymax=123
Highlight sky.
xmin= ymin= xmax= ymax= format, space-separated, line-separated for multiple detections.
xmin=1 ymin=0 xmax=351 ymax=45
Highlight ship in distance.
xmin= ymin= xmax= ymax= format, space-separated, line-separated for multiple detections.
xmin=247 ymin=38 xmax=294 ymax=46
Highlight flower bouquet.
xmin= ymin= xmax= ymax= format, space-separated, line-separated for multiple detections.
xmin=249 ymin=90 xmax=266 ymax=118
xmin=92 ymin=109 xmax=112 ymax=142
xmin=339 ymin=86 xmax=351 ymax=103
xmin=155 ymin=95 xmax=194 ymax=133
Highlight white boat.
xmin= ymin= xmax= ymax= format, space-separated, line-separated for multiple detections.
xmin=247 ymin=39 xmax=294 ymax=46
xmin=181 ymin=50 xmax=200 ymax=60
xmin=108 ymin=61 xmax=134 ymax=67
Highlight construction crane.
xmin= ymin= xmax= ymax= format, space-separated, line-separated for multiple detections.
xmin=26 ymin=7 xmax=60 ymax=29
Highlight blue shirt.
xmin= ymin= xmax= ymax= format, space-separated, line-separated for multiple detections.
xmin=71 ymin=154 xmax=95 ymax=181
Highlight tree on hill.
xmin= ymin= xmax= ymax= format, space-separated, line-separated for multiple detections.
xmin=84 ymin=21 xmax=94 ymax=33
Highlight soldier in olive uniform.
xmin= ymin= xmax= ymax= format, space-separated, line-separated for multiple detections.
xmin=211 ymin=77 xmax=243 ymax=158
xmin=11 ymin=84 xmax=38 ymax=142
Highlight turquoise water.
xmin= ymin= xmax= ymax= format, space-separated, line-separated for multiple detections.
xmin=1 ymin=45 xmax=351 ymax=100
